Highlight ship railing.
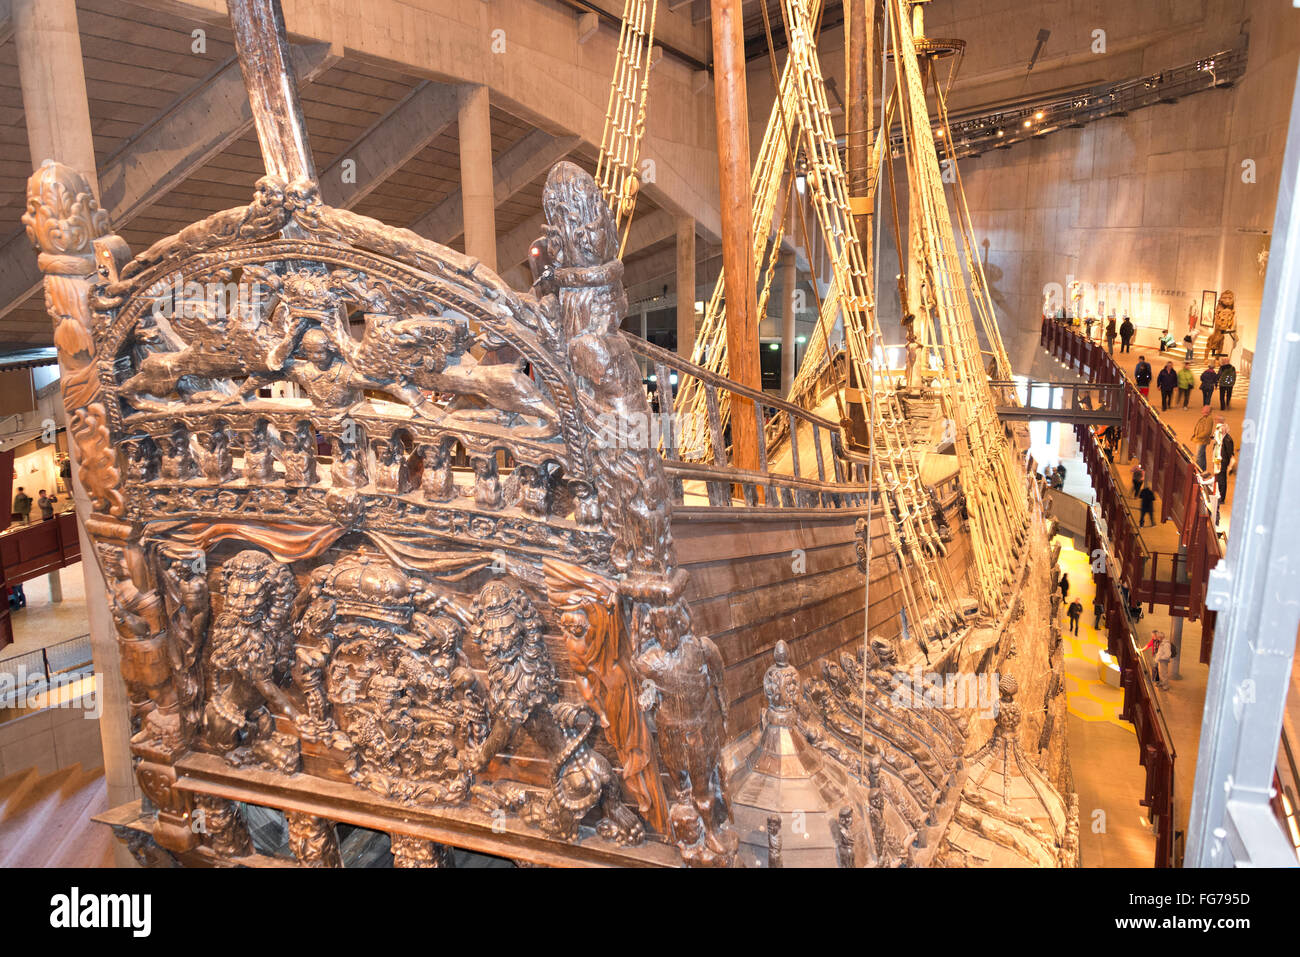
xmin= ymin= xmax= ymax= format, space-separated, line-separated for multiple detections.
xmin=621 ymin=333 xmax=873 ymax=511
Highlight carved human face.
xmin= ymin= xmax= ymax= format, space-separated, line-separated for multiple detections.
xmin=224 ymin=573 xmax=266 ymax=625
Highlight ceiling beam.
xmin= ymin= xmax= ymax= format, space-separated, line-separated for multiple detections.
xmin=410 ymin=128 xmax=580 ymax=244
xmin=319 ymin=80 xmax=459 ymax=210
xmin=0 ymin=41 xmax=339 ymax=321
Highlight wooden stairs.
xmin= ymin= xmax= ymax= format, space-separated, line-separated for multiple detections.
xmin=0 ymin=763 xmax=116 ymax=867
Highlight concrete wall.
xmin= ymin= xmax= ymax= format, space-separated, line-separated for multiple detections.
xmin=953 ymin=0 xmax=1300 ymax=372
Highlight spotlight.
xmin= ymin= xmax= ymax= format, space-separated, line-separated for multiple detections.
xmin=1034 ymin=110 xmax=1044 ymax=120
xmin=996 ymin=129 xmax=1004 ymax=138
xmin=1024 ymin=119 xmax=1032 ymax=128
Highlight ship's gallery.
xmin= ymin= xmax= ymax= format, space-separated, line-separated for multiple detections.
xmin=0 ymin=0 xmax=1297 ymax=890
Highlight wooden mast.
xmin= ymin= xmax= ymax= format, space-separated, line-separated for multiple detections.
xmin=227 ymin=0 xmax=317 ymax=189
xmin=845 ymin=0 xmax=881 ymax=276
xmin=709 ymin=0 xmax=761 ymax=473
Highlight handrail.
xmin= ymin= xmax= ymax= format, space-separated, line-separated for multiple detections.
xmin=1087 ymin=502 xmax=1179 ymax=867
xmin=1041 ymin=316 xmax=1222 ymax=656
xmin=621 ymin=332 xmax=879 ymax=512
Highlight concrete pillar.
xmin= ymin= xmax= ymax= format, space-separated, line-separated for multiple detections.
xmin=13 ymin=0 xmax=99 ymax=197
xmin=675 ymin=217 xmax=696 ymax=358
xmin=47 ymin=568 xmax=62 ymax=604
xmin=458 ymin=85 xmax=497 ymax=271
xmin=15 ymin=0 xmax=138 ymax=867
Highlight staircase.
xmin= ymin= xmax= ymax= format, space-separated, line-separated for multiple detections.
xmin=0 ymin=763 xmax=116 ymax=867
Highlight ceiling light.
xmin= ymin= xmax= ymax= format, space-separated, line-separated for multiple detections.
xmin=996 ymin=129 xmax=1004 ymax=138
xmin=1024 ymin=119 xmax=1032 ymax=128
xmin=1034 ymin=111 xmax=1044 ymax=120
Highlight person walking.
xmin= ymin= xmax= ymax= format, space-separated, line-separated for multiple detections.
xmin=1134 ymin=355 xmax=1152 ymax=398
xmin=1199 ymin=364 xmax=1219 ymax=408
xmin=37 ymin=489 xmax=57 ymax=521
xmin=1119 ymin=316 xmax=1135 ymax=353
xmin=1067 ymin=598 xmax=1083 ymax=635
xmin=1058 ymin=571 xmax=1070 ymax=602
xmin=1139 ymin=483 xmax=1157 ymax=527
xmin=1191 ymin=405 xmax=1215 ymax=470
xmin=1177 ymin=361 xmax=1195 ymax=408
xmin=1105 ymin=317 xmax=1117 ymax=355
xmin=1156 ymin=361 xmax=1178 ymax=411
xmin=11 ymin=486 xmax=31 ymax=524
xmin=1093 ymin=595 xmax=1105 ymax=630
xmin=1217 ymin=355 xmax=1237 ymax=410
xmin=1130 ymin=460 xmax=1145 ymax=498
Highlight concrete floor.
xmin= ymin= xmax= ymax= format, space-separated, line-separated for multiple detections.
xmin=4 ymin=561 xmax=90 ymax=658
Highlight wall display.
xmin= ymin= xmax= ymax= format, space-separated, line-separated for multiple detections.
xmin=1200 ymin=290 xmax=1218 ymax=329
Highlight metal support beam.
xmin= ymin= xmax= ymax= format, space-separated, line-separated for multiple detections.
xmin=1185 ymin=57 xmax=1300 ymax=869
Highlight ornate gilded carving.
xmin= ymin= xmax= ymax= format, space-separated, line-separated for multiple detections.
xmin=286 ymin=811 xmax=342 ymax=867
xmin=22 ymin=161 xmax=122 ymax=515
xmin=200 ymin=550 xmax=301 ymax=772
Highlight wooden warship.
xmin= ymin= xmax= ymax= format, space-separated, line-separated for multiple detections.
xmin=23 ymin=0 xmax=1077 ymax=867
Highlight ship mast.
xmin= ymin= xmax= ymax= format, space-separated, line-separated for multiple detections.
xmin=708 ymin=0 xmax=763 ymax=473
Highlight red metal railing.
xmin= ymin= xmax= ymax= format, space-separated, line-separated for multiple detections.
xmin=1087 ymin=505 xmax=1179 ymax=867
xmin=0 ymin=512 xmax=81 ymax=591
xmin=1043 ymin=317 xmax=1222 ymax=662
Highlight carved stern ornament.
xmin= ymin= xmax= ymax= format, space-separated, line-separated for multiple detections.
xmin=32 ymin=135 xmax=734 ymax=866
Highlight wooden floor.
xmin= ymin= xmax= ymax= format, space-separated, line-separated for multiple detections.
xmin=0 ymin=762 xmax=117 ymax=867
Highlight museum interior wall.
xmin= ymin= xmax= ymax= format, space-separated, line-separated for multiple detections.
xmin=952 ymin=0 xmax=1300 ymax=372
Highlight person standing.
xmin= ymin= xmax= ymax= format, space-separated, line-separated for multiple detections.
xmin=1217 ymin=355 xmax=1237 ymax=410
xmin=1217 ymin=420 xmax=1235 ymax=524
xmin=1093 ymin=595 xmax=1105 ymax=630
xmin=11 ymin=487 xmax=31 ymax=524
xmin=1156 ymin=361 xmax=1178 ymax=410
xmin=1055 ymin=463 xmax=1066 ymax=489
xmin=1176 ymin=361 xmax=1195 ymax=408
xmin=1105 ymin=317 xmax=1117 ymax=355
xmin=37 ymin=490 xmax=57 ymax=521
xmin=1134 ymin=355 xmax=1152 ymax=398
xmin=1145 ymin=631 xmax=1174 ymax=691
xmin=1119 ymin=316 xmax=1135 ymax=353
xmin=1139 ymin=483 xmax=1157 ymax=527
xmin=1199 ymin=364 xmax=1219 ymax=408
xmin=1059 ymin=571 xmax=1070 ymax=602
xmin=1067 ymin=598 xmax=1083 ymax=635
xmin=1131 ymin=460 xmax=1145 ymax=498
xmin=1191 ymin=405 xmax=1215 ymax=470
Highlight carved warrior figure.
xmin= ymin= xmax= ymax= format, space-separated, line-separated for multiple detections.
xmin=200 ymin=550 xmax=301 ymax=772
xmin=633 ymin=599 xmax=737 ymax=864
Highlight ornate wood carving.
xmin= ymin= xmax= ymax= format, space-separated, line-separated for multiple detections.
xmin=29 ymin=148 xmax=734 ymax=865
